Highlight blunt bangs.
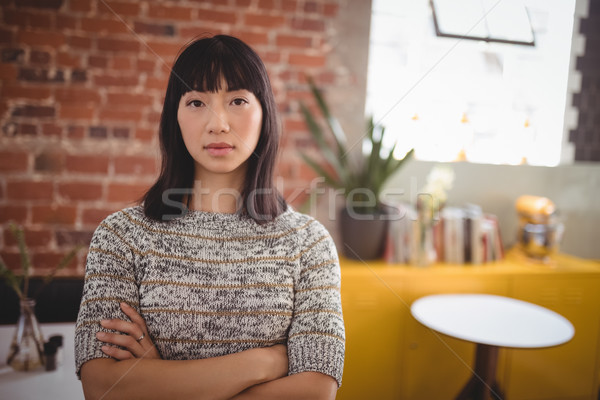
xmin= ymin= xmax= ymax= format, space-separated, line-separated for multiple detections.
xmin=172 ymin=35 xmax=266 ymax=100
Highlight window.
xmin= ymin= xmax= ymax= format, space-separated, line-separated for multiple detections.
xmin=431 ymin=0 xmax=535 ymax=46
xmin=366 ymin=0 xmax=576 ymax=166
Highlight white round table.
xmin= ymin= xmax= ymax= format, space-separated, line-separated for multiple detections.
xmin=411 ymin=294 xmax=574 ymax=400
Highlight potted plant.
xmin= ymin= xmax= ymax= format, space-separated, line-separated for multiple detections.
xmin=0 ymin=223 xmax=80 ymax=371
xmin=300 ymin=79 xmax=414 ymax=260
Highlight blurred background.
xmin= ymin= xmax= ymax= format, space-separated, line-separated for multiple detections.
xmin=0 ymin=0 xmax=598 ymax=277
xmin=1 ymin=1 xmax=599 ymax=399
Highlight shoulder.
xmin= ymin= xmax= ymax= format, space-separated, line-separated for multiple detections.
xmin=96 ymin=206 xmax=146 ymax=231
xmin=86 ymin=206 xmax=150 ymax=265
xmin=274 ymin=207 xmax=333 ymax=242
xmin=276 ymin=208 xmax=338 ymax=262
xmin=91 ymin=206 xmax=150 ymax=245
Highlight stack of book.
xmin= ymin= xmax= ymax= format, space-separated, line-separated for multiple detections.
xmin=384 ymin=203 xmax=504 ymax=265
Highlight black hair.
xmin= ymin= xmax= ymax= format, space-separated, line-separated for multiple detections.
xmin=142 ymin=34 xmax=286 ymax=224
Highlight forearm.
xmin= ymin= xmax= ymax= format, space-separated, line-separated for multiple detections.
xmin=230 ymin=372 xmax=338 ymax=400
xmin=81 ymin=348 xmax=279 ymax=400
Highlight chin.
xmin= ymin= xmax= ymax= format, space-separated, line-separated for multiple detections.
xmin=206 ymin=164 xmax=244 ymax=175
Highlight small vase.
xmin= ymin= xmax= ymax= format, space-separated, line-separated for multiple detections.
xmin=7 ymin=298 xmax=45 ymax=371
xmin=416 ymin=222 xmax=436 ymax=266
xmin=415 ymin=196 xmax=437 ymax=266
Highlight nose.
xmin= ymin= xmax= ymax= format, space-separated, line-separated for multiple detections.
xmin=206 ymin=104 xmax=230 ymax=134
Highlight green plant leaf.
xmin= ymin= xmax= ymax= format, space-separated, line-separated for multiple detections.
xmin=0 ymin=257 xmax=23 ymax=299
xmin=381 ymin=140 xmax=399 ymax=176
xmin=8 ymin=223 xmax=30 ymax=298
xmin=387 ymin=148 xmax=415 ymax=178
xmin=367 ymin=120 xmax=384 ymax=186
xmin=299 ymin=102 xmax=347 ymax=181
xmin=33 ymin=245 xmax=82 ymax=299
xmin=8 ymin=223 xmax=30 ymax=275
xmin=299 ymin=80 xmax=414 ymax=211
xmin=300 ymin=153 xmax=343 ymax=189
xmin=306 ymin=77 xmax=348 ymax=165
xmin=46 ymin=246 xmax=81 ymax=284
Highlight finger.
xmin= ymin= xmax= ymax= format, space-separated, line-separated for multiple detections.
xmin=97 ymin=331 xmax=141 ymax=350
xmin=100 ymin=318 xmax=142 ymax=339
xmin=100 ymin=319 xmax=146 ymax=352
xmin=120 ymin=302 xmax=148 ymax=331
xmin=101 ymin=345 xmax=134 ymax=360
xmin=97 ymin=330 xmax=160 ymax=360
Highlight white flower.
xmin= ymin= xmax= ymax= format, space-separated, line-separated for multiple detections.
xmin=421 ymin=165 xmax=455 ymax=205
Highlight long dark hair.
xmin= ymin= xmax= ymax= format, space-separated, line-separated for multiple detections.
xmin=142 ymin=34 xmax=286 ymax=224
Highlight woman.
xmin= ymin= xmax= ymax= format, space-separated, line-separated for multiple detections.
xmin=75 ymin=35 xmax=345 ymax=399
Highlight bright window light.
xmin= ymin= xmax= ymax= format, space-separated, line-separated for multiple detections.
xmin=366 ymin=0 xmax=576 ymax=166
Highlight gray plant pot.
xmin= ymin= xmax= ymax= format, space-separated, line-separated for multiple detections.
xmin=339 ymin=206 xmax=390 ymax=260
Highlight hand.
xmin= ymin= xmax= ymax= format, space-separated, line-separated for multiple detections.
xmin=97 ymin=302 xmax=161 ymax=361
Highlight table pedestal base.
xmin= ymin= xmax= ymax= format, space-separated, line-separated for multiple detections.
xmin=455 ymin=343 xmax=504 ymax=400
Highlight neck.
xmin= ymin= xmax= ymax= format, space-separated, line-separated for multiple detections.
xmin=189 ymin=171 xmax=245 ymax=214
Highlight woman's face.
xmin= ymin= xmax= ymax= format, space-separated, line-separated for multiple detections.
xmin=177 ymin=84 xmax=263 ymax=186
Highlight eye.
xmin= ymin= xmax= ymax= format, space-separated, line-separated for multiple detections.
xmin=231 ymin=98 xmax=248 ymax=106
xmin=187 ymin=100 xmax=204 ymax=108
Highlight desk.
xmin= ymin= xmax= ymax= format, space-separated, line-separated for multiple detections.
xmin=411 ymin=294 xmax=575 ymax=400
xmin=0 ymin=322 xmax=83 ymax=400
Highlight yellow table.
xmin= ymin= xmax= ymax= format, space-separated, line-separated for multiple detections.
xmin=336 ymin=250 xmax=600 ymax=400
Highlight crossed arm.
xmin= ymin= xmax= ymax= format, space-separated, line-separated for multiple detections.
xmin=80 ymin=303 xmax=337 ymax=400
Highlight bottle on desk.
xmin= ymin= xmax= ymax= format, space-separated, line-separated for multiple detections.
xmin=43 ymin=342 xmax=57 ymax=371
xmin=48 ymin=335 xmax=64 ymax=367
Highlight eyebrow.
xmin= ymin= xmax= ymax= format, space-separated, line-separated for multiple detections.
xmin=185 ymin=89 xmax=251 ymax=95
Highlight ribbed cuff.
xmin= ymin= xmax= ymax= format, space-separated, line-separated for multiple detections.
xmin=75 ymin=325 xmax=110 ymax=379
xmin=288 ymin=334 xmax=345 ymax=387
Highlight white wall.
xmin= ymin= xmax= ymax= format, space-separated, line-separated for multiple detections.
xmin=385 ymin=160 xmax=600 ymax=259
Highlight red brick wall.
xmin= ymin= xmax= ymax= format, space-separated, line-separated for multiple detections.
xmin=0 ymin=0 xmax=348 ymax=275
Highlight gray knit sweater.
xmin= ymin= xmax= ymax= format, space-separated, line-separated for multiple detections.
xmin=75 ymin=206 xmax=345 ymax=387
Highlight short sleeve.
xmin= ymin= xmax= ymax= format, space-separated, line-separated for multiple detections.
xmin=74 ymin=211 xmax=141 ymax=378
xmin=287 ymin=221 xmax=345 ymax=387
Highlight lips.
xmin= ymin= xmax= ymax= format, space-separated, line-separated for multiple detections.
xmin=205 ymin=142 xmax=233 ymax=149
xmin=204 ymin=142 xmax=234 ymax=156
